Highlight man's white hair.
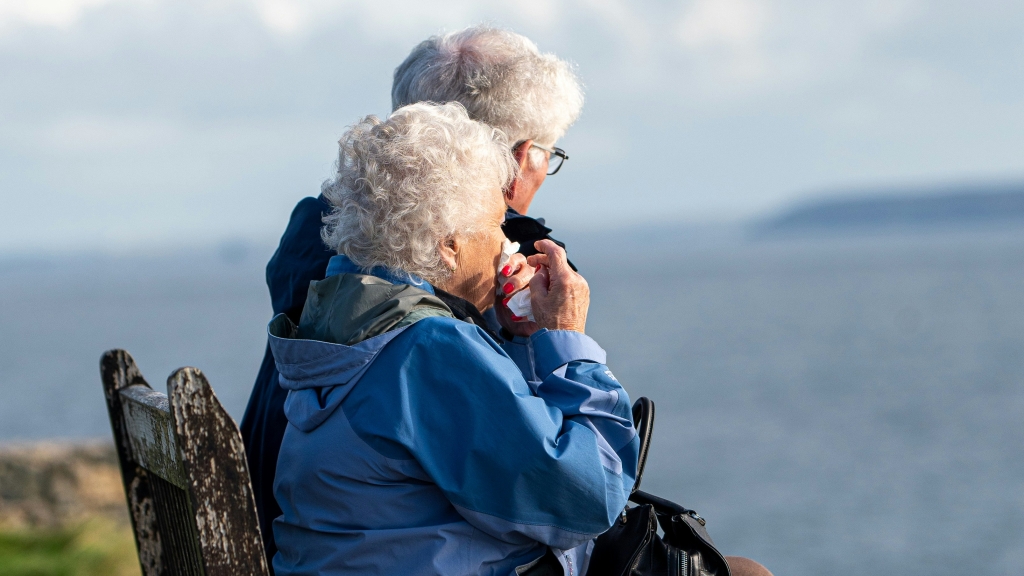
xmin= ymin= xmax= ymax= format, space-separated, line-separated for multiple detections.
xmin=392 ymin=26 xmax=584 ymax=149
xmin=321 ymin=102 xmax=516 ymax=283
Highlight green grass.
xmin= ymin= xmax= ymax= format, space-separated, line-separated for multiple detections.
xmin=0 ymin=520 xmax=140 ymax=576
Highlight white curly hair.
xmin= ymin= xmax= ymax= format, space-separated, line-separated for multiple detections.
xmin=321 ymin=102 xmax=516 ymax=283
xmin=392 ymin=25 xmax=584 ymax=162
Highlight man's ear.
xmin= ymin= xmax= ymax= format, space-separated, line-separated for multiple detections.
xmin=504 ymin=140 xmax=533 ymax=204
xmin=438 ymin=235 xmax=460 ymax=271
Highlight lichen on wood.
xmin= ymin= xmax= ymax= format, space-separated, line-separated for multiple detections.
xmin=120 ymin=386 xmax=187 ymax=490
xmin=100 ymin=349 xmax=269 ymax=576
xmin=127 ymin=474 xmax=163 ymax=575
xmin=169 ymin=367 xmax=269 ymax=576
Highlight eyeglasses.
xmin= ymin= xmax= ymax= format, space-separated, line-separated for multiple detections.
xmin=515 ymin=141 xmax=569 ymax=175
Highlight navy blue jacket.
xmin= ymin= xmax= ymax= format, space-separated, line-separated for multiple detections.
xmin=240 ymin=195 xmax=334 ymax=567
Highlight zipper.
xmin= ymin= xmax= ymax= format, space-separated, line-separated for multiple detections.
xmin=679 ymin=549 xmax=689 ymax=576
xmin=625 ymin=509 xmax=656 ymax=573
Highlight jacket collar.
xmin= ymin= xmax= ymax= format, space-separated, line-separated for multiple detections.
xmin=325 ymin=254 xmax=435 ymax=295
xmin=324 ymin=255 xmax=502 ymax=342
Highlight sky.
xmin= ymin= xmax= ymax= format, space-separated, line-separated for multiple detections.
xmin=1 ymin=0 xmax=1023 ymax=254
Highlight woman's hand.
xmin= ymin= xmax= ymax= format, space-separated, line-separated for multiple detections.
xmin=497 ymin=252 xmax=535 ymax=297
xmin=495 ymin=253 xmax=541 ymax=337
xmin=527 ymin=240 xmax=589 ymax=333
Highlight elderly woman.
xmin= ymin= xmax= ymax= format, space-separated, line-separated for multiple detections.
xmin=268 ymin=102 xmax=639 ymax=576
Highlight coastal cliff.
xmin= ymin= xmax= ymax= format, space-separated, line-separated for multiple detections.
xmin=0 ymin=442 xmax=140 ymax=575
xmin=753 ymin=182 xmax=1024 ymax=236
xmin=0 ymin=443 xmax=127 ymax=530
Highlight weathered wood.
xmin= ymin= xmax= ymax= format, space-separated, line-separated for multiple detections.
xmin=101 ymin=349 xmax=168 ymax=576
xmin=149 ymin=473 xmax=205 ymax=575
xmin=120 ymin=385 xmax=187 ymax=489
xmin=126 ymin=470 xmax=166 ymax=575
xmin=168 ymin=367 xmax=270 ymax=576
xmin=101 ymin=349 xmax=269 ymax=576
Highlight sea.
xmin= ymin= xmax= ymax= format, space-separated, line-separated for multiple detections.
xmin=1 ymin=225 xmax=1022 ymax=576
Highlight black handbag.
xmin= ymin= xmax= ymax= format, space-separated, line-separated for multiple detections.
xmin=587 ymin=398 xmax=732 ymax=576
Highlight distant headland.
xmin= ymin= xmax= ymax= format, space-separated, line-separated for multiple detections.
xmin=752 ymin=182 xmax=1024 ymax=236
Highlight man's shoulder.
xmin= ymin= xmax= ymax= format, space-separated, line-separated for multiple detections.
xmin=266 ymin=195 xmax=335 ymax=317
xmin=283 ymin=196 xmax=331 ymax=235
xmin=272 ymin=196 xmax=331 ymax=255
xmin=291 ymin=195 xmax=331 ymax=217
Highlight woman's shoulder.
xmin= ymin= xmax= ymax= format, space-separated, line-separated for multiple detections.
xmin=397 ymin=315 xmax=505 ymax=354
xmin=370 ymin=315 xmax=518 ymax=388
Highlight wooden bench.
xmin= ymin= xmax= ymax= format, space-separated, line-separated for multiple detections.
xmin=100 ymin=349 xmax=270 ymax=576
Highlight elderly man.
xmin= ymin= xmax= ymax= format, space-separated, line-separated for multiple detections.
xmin=241 ymin=26 xmax=583 ymax=570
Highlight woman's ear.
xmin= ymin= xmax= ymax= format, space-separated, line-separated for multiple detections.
xmin=438 ymin=235 xmax=460 ymax=272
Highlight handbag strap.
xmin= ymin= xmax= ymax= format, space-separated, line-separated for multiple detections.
xmin=627 ymin=399 xmax=702 ymax=524
xmin=628 ymin=399 xmax=704 ymax=526
xmin=629 ymin=489 xmax=694 ymax=518
xmin=631 ymin=397 xmax=655 ymax=493
xmin=630 ymin=490 xmax=727 ymax=574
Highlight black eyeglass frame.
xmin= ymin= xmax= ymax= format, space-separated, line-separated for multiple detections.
xmin=514 ymin=141 xmax=569 ymax=175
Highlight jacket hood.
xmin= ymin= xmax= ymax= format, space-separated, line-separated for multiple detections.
xmin=268 ymin=314 xmax=408 ymax=432
xmin=267 ymin=272 xmax=452 ymax=432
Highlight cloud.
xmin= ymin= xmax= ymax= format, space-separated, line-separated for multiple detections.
xmin=37 ymin=115 xmax=184 ymax=152
xmin=254 ymin=0 xmax=310 ymax=36
xmin=660 ymin=0 xmax=926 ymax=101
xmin=678 ymin=0 xmax=767 ymax=48
xmin=675 ymin=0 xmax=771 ymax=86
xmin=0 ymin=0 xmax=120 ymax=29
xmin=1 ymin=0 xmax=1023 ymax=253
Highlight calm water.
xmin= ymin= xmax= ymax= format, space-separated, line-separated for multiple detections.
xmin=2 ymin=229 xmax=1022 ymax=575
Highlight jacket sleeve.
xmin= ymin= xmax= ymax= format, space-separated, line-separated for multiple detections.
xmin=498 ymin=335 xmax=541 ymax=386
xmin=396 ymin=320 xmax=639 ymax=550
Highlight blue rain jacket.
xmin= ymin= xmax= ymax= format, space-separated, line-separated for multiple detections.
xmin=269 ymin=261 xmax=639 ymax=576
xmin=241 ymin=198 xmax=555 ymax=568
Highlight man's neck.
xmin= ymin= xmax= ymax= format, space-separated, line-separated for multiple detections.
xmin=507 ymin=197 xmax=531 ymax=215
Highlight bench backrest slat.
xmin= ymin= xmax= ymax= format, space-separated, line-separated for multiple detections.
xmin=120 ymin=384 xmax=187 ymax=489
xmin=101 ymin=349 xmax=270 ymax=576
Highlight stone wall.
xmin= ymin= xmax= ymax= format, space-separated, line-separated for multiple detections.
xmin=0 ymin=442 xmax=128 ymax=529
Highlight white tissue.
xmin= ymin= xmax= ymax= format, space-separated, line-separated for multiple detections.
xmin=499 ymin=239 xmax=520 ymax=271
xmin=506 ymin=288 xmax=535 ymax=322
xmin=497 ymin=240 xmax=521 ymax=296
xmin=498 ymin=239 xmax=534 ymax=321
